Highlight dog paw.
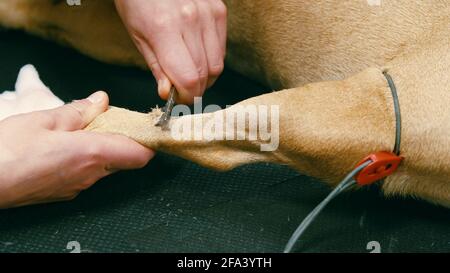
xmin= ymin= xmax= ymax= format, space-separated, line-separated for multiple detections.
xmin=0 ymin=65 xmax=64 ymax=121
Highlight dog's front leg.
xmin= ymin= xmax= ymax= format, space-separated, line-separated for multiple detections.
xmin=86 ymin=57 xmax=450 ymax=207
xmin=86 ymin=67 xmax=395 ymax=184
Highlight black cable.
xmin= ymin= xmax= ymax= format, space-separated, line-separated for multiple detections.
xmin=283 ymin=161 xmax=371 ymax=253
xmin=283 ymin=71 xmax=402 ymax=253
xmin=383 ymin=71 xmax=402 ymax=155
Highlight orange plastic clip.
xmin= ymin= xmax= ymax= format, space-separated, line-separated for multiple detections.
xmin=355 ymin=151 xmax=403 ymax=186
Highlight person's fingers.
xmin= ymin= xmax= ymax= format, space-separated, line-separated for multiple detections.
xmin=212 ymin=0 xmax=227 ymax=56
xmin=73 ymin=131 xmax=155 ymax=172
xmin=140 ymin=45 xmax=172 ymax=100
xmin=182 ymin=32 xmax=208 ymax=96
xmin=152 ymin=33 xmax=201 ymax=104
xmin=42 ymin=91 xmax=109 ymax=131
xmin=44 ymin=131 xmax=154 ymax=201
xmin=133 ymin=35 xmax=172 ymax=99
xmin=145 ymin=8 xmax=202 ymax=103
xmin=182 ymin=1 xmax=209 ymax=95
xmin=157 ymin=73 xmax=173 ymax=101
xmin=196 ymin=0 xmax=225 ymax=89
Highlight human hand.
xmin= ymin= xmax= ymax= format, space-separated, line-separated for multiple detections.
xmin=0 ymin=91 xmax=154 ymax=209
xmin=115 ymin=0 xmax=227 ymax=104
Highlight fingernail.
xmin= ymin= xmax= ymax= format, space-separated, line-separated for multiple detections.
xmin=157 ymin=79 xmax=163 ymax=96
xmin=163 ymin=78 xmax=171 ymax=90
xmin=158 ymin=78 xmax=171 ymax=98
xmin=87 ymin=91 xmax=105 ymax=104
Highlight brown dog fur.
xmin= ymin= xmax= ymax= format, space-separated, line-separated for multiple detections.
xmin=1 ymin=0 xmax=449 ymax=207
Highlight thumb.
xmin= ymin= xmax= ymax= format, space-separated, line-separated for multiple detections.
xmin=47 ymin=91 xmax=109 ymax=131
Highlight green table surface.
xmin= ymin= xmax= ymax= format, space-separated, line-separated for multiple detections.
xmin=0 ymin=29 xmax=448 ymax=253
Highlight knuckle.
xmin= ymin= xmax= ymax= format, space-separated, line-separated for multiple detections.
xmin=198 ymin=67 xmax=209 ymax=80
xmin=195 ymin=0 xmax=212 ymax=18
xmin=180 ymin=2 xmax=199 ymax=23
xmin=66 ymin=102 xmax=86 ymax=121
xmin=33 ymin=111 xmax=56 ymax=129
xmin=82 ymin=144 xmax=104 ymax=166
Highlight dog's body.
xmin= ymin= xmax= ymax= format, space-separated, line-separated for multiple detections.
xmin=1 ymin=0 xmax=450 ymax=207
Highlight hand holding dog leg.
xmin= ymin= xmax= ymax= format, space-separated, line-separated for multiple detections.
xmin=0 ymin=91 xmax=154 ymax=209
xmin=114 ymin=0 xmax=227 ymax=104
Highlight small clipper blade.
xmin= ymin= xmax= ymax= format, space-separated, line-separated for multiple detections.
xmin=155 ymin=86 xmax=177 ymax=130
